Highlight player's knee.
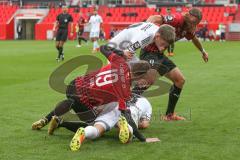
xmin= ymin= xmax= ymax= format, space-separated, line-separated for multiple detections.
xmin=174 ymin=76 xmax=185 ymax=88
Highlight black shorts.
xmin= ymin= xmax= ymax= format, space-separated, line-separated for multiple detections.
xmin=56 ymin=28 xmax=68 ymax=42
xmin=77 ymin=29 xmax=84 ymax=38
xmin=66 ymin=80 xmax=98 ymax=123
xmin=66 ymin=80 xmax=89 ymax=112
xmin=140 ymin=49 xmax=176 ymax=76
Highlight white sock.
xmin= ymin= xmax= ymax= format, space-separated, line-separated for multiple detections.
xmin=93 ymin=41 xmax=97 ymax=50
xmin=84 ymin=126 xmax=99 ymax=140
xmin=128 ymin=124 xmax=133 ymax=142
xmin=95 ymin=41 xmax=99 ymax=48
xmin=128 ymin=124 xmax=133 ymax=135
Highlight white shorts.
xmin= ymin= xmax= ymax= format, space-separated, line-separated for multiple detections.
xmin=90 ymin=31 xmax=100 ymax=38
xmin=94 ymin=108 xmax=120 ymax=131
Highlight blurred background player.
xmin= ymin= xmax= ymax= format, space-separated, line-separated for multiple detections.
xmin=16 ymin=22 xmax=22 ymax=40
xmin=76 ymin=12 xmax=87 ymax=48
xmin=219 ymin=23 xmax=226 ymax=42
xmin=88 ymin=10 xmax=103 ymax=53
xmin=53 ymin=6 xmax=73 ymax=62
xmin=166 ymin=7 xmax=175 ymax=57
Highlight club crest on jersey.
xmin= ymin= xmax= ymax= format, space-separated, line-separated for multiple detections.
xmin=128 ymin=41 xmax=141 ymax=51
xmin=165 ymin=15 xmax=173 ymax=22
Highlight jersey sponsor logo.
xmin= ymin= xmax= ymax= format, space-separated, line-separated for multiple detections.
xmin=127 ymin=41 xmax=141 ymax=51
xmin=141 ymin=24 xmax=153 ymax=31
xmin=141 ymin=36 xmax=151 ymax=46
xmin=95 ymin=69 xmax=119 ymax=87
xmin=149 ymin=59 xmax=155 ymax=66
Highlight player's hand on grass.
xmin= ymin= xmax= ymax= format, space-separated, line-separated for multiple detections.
xmin=123 ymin=51 xmax=133 ymax=60
xmin=202 ymin=51 xmax=209 ymax=62
xmin=145 ymin=138 xmax=160 ymax=143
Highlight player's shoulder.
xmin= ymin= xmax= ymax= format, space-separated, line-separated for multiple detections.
xmin=165 ymin=12 xmax=183 ymax=23
xmin=129 ymin=22 xmax=158 ymax=31
xmin=57 ymin=13 xmax=63 ymax=17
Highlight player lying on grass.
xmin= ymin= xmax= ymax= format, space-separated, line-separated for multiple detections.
xmin=32 ymin=46 xmax=152 ymax=144
xmin=133 ymin=8 xmax=209 ymax=121
xmin=47 ymin=95 xmax=158 ymax=151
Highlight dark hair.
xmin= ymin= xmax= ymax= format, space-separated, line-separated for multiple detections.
xmin=129 ymin=60 xmax=151 ymax=77
xmin=189 ymin=8 xmax=202 ymax=21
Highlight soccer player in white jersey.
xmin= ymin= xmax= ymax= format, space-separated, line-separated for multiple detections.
xmin=47 ymin=95 xmax=157 ymax=151
xmin=82 ymin=95 xmax=153 ymax=140
xmin=88 ymin=10 xmax=103 ymax=53
xmin=104 ymin=23 xmax=176 ymax=62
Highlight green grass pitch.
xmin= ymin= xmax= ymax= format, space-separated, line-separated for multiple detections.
xmin=0 ymin=40 xmax=240 ymax=160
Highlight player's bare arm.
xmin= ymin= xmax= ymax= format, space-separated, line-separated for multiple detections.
xmin=53 ymin=21 xmax=59 ymax=32
xmin=192 ymin=36 xmax=209 ymax=62
xmin=146 ymin=15 xmax=164 ymax=26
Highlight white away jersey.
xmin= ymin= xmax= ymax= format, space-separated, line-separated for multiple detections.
xmin=89 ymin=14 xmax=103 ymax=32
xmin=129 ymin=97 xmax=152 ymax=127
xmin=108 ymin=22 xmax=159 ymax=53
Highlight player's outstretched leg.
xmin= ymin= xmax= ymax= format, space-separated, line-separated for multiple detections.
xmin=70 ymin=127 xmax=85 ymax=151
xmin=118 ymin=116 xmax=130 ymax=144
xmin=32 ymin=118 xmax=48 ymax=130
xmin=32 ymin=99 xmax=73 ymax=130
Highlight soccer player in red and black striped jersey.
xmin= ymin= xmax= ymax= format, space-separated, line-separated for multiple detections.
xmin=32 ymin=46 xmax=151 ymax=143
xmin=134 ymin=8 xmax=209 ymax=121
xmin=76 ymin=12 xmax=87 ymax=47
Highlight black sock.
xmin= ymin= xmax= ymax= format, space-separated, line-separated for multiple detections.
xmin=166 ymin=84 xmax=182 ymax=115
xmin=170 ymin=44 xmax=174 ymax=53
xmin=167 ymin=46 xmax=171 ymax=53
xmin=58 ymin=46 xmax=63 ymax=58
xmin=45 ymin=99 xmax=73 ymax=122
xmin=81 ymin=37 xmax=87 ymax=42
xmin=78 ymin=38 xmax=81 ymax=45
xmin=59 ymin=121 xmax=88 ymax=132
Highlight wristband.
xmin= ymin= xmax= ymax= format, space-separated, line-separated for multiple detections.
xmin=201 ymin=49 xmax=206 ymax=54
